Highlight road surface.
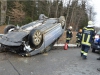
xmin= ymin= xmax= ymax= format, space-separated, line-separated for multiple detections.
xmin=0 ymin=46 xmax=100 ymax=75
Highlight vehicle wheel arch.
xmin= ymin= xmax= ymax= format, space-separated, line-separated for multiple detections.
xmin=4 ymin=25 xmax=16 ymax=34
xmin=28 ymin=29 xmax=43 ymax=49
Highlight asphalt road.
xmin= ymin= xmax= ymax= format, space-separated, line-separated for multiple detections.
xmin=0 ymin=47 xmax=100 ymax=75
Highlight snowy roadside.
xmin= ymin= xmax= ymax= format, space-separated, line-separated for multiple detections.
xmin=54 ymin=44 xmax=77 ymax=47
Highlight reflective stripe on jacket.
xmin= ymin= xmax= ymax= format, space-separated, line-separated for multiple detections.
xmin=81 ymin=27 xmax=95 ymax=46
xmin=66 ymin=29 xmax=72 ymax=40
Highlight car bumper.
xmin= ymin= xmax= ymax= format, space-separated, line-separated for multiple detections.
xmin=92 ymin=43 xmax=100 ymax=50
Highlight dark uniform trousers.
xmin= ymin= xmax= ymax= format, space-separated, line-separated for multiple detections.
xmin=76 ymin=32 xmax=82 ymax=47
xmin=66 ymin=39 xmax=70 ymax=43
xmin=76 ymin=40 xmax=81 ymax=46
xmin=81 ymin=45 xmax=90 ymax=57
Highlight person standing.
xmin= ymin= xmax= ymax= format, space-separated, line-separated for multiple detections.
xmin=81 ymin=21 xmax=95 ymax=59
xmin=64 ymin=26 xmax=73 ymax=49
xmin=76 ymin=29 xmax=82 ymax=47
xmin=66 ymin=26 xmax=73 ymax=44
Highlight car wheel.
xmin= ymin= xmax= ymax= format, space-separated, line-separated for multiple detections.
xmin=58 ymin=16 xmax=65 ymax=27
xmin=28 ymin=29 xmax=43 ymax=49
xmin=92 ymin=48 xmax=95 ymax=53
xmin=4 ymin=25 xmax=16 ymax=34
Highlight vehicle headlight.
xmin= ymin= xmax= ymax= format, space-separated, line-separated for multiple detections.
xmin=98 ymin=46 xmax=100 ymax=48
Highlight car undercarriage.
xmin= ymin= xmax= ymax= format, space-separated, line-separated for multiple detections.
xmin=0 ymin=14 xmax=66 ymax=56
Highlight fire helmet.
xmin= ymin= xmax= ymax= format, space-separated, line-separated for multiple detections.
xmin=87 ymin=21 xmax=94 ymax=27
xmin=68 ymin=26 xmax=72 ymax=30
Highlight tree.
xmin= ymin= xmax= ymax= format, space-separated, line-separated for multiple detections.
xmin=63 ymin=0 xmax=89 ymax=31
xmin=0 ymin=1 xmax=1 ymax=21
xmin=78 ymin=0 xmax=88 ymax=29
xmin=2 ymin=0 xmax=95 ymax=30
xmin=87 ymin=6 xmax=96 ymax=21
xmin=58 ymin=0 xmax=63 ymax=16
xmin=8 ymin=1 xmax=25 ymax=25
xmin=38 ymin=1 xmax=48 ymax=16
xmin=63 ymin=0 xmax=72 ymax=25
xmin=0 ymin=0 xmax=7 ymax=25
xmin=47 ymin=0 xmax=52 ymax=17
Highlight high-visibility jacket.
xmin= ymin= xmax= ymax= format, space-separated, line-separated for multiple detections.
xmin=76 ymin=32 xmax=82 ymax=41
xmin=66 ymin=29 xmax=72 ymax=40
xmin=81 ymin=27 xmax=95 ymax=46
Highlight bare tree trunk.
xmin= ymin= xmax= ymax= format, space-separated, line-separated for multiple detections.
xmin=75 ymin=7 xmax=83 ymax=30
xmin=88 ymin=6 xmax=93 ymax=21
xmin=60 ymin=7 xmax=63 ymax=16
xmin=48 ymin=2 xmax=51 ymax=17
xmin=68 ymin=0 xmax=78 ymax=27
xmin=65 ymin=0 xmax=71 ymax=21
xmin=55 ymin=1 xmax=59 ymax=18
xmin=1 ymin=0 xmax=7 ymax=25
xmin=75 ymin=15 xmax=81 ymax=30
xmin=75 ymin=0 xmax=86 ymax=30
xmin=64 ymin=0 xmax=71 ymax=29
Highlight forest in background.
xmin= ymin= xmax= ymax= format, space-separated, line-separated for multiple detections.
xmin=0 ymin=0 xmax=96 ymax=31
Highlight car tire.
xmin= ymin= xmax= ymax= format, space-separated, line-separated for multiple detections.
xmin=4 ymin=25 xmax=16 ymax=34
xmin=92 ymin=48 xmax=95 ymax=53
xmin=58 ymin=16 xmax=65 ymax=27
xmin=28 ymin=29 xmax=43 ymax=49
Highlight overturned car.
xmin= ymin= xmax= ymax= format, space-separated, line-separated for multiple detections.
xmin=0 ymin=14 xmax=66 ymax=56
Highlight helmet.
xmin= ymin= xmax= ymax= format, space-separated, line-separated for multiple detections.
xmin=88 ymin=21 xmax=93 ymax=25
xmin=68 ymin=26 xmax=72 ymax=30
xmin=79 ymin=29 xmax=82 ymax=32
xmin=87 ymin=21 xmax=94 ymax=27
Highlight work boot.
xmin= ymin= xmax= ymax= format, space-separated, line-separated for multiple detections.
xmin=97 ymin=68 xmax=100 ymax=71
xmin=82 ymin=55 xmax=87 ymax=59
xmin=97 ymin=57 xmax=100 ymax=60
xmin=81 ymin=53 xmax=83 ymax=57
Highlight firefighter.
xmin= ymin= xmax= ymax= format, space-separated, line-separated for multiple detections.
xmin=76 ymin=29 xmax=82 ymax=47
xmin=81 ymin=21 xmax=95 ymax=59
xmin=66 ymin=26 xmax=73 ymax=44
